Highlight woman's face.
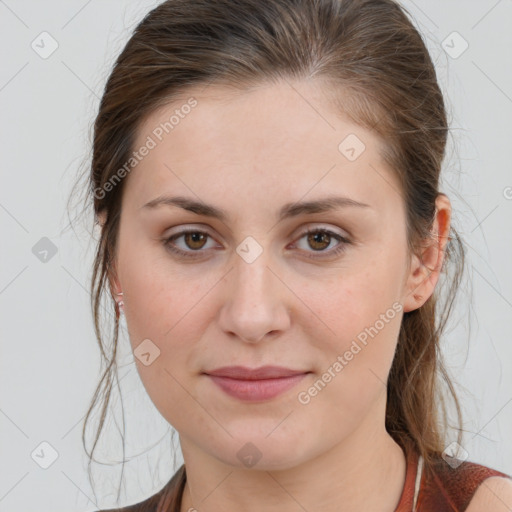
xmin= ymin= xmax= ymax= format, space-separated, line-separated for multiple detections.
xmin=112 ymin=79 xmax=428 ymax=470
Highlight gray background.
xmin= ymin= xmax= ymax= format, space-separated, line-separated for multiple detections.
xmin=1 ymin=0 xmax=511 ymax=511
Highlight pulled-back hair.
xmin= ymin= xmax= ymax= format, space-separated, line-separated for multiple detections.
xmin=79 ymin=0 xmax=465 ymax=509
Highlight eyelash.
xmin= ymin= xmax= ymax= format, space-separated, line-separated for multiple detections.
xmin=162 ymin=227 xmax=351 ymax=260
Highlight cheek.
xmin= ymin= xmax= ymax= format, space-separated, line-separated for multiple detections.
xmin=294 ymin=293 xmax=402 ymax=443
xmin=119 ymin=232 xmax=202 ymax=338
xmin=313 ymin=259 xmax=404 ymax=348
xmin=299 ymin=256 xmax=404 ymax=408
xmin=119 ymin=261 xmax=209 ymax=429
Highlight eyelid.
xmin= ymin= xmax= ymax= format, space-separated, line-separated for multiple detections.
xmin=162 ymin=223 xmax=352 ymax=259
xmin=288 ymin=226 xmax=351 ymax=258
xmin=164 ymin=222 xmax=348 ymax=241
xmin=164 ymin=226 xmax=221 ymax=251
xmin=290 ymin=222 xmax=349 ymax=240
xmin=165 ymin=224 xmax=222 ymax=242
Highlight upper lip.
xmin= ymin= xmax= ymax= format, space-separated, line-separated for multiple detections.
xmin=204 ymin=365 xmax=309 ymax=380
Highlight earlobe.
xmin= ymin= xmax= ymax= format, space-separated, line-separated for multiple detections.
xmin=96 ymin=211 xmax=107 ymax=228
xmin=402 ymin=194 xmax=452 ymax=313
xmin=402 ymin=251 xmax=436 ymax=313
xmin=107 ymin=263 xmax=122 ymax=297
xmin=107 ymin=264 xmax=124 ymax=315
xmin=98 ymin=211 xmax=124 ymax=312
xmin=96 ymin=211 xmax=121 ymax=295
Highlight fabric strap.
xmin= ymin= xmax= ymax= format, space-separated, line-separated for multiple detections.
xmin=412 ymin=455 xmax=424 ymax=511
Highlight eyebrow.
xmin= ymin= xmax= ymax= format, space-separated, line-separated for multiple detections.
xmin=141 ymin=194 xmax=371 ymax=222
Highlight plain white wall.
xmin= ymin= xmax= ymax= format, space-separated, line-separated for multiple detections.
xmin=0 ymin=1 xmax=511 ymax=511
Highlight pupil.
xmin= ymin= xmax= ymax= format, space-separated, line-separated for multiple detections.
xmin=310 ymin=231 xmax=329 ymax=250
xmin=187 ymin=232 xmax=205 ymax=249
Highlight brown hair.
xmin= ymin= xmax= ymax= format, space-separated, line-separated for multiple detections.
xmin=74 ymin=0 xmax=466 ymax=508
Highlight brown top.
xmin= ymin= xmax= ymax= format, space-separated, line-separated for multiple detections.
xmin=395 ymin=444 xmax=511 ymax=511
xmin=100 ymin=446 xmax=511 ymax=512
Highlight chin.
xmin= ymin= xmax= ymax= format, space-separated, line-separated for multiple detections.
xmin=204 ymin=429 xmax=314 ymax=472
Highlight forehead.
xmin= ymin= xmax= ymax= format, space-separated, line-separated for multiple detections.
xmin=135 ymin=78 xmax=378 ymax=156
xmin=126 ymin=79 xmax=401 ymax=215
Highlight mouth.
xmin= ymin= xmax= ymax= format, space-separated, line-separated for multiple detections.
xmin=203 ymin=365 xmax=311 ymax=402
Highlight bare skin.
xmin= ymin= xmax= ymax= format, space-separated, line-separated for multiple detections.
xmin=105 ymin=78 xmax=454 ymax=511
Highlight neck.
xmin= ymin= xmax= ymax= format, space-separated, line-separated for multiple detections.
xmin=179 ymin=401 xmax=407 ymax=512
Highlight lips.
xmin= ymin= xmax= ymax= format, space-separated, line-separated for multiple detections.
xmin=205 ymin=365 xmax=308 ymax=380
xmin=204 ymin=365 xmax=310 ymax=402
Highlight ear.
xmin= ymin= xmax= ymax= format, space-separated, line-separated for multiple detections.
xmin=96 ymin=211 xmax=107 ymax=228
xmin=96 ymin=210 xmax=123 ymax=298
xmin=107 ymin=263 xmax=122 ymax=299
xmin=402 ymin=193 xmax=451 ymax=313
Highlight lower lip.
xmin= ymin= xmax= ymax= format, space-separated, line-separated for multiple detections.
xmin=207 ymin=374 xmax=309 ymax=402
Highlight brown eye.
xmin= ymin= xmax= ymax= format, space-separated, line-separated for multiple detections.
xmin=183 ymin=231 xmax=208 ymax=250
xmin=293 ymin=228 xmax=351 ymax=260
xmin=163 ymin=229 xmax=217 ymax=259
xmin=307 ymin=231 xmax=332 ymax=251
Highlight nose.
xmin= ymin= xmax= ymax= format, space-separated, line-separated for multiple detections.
xmin=218 ymin=248 xmax=291 ymax=344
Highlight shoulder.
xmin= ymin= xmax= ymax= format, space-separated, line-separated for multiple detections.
xmin=419 ymin=453 xmax=512 ymax=512
xmin=465 ymin=476 xmax=512 ymax=512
